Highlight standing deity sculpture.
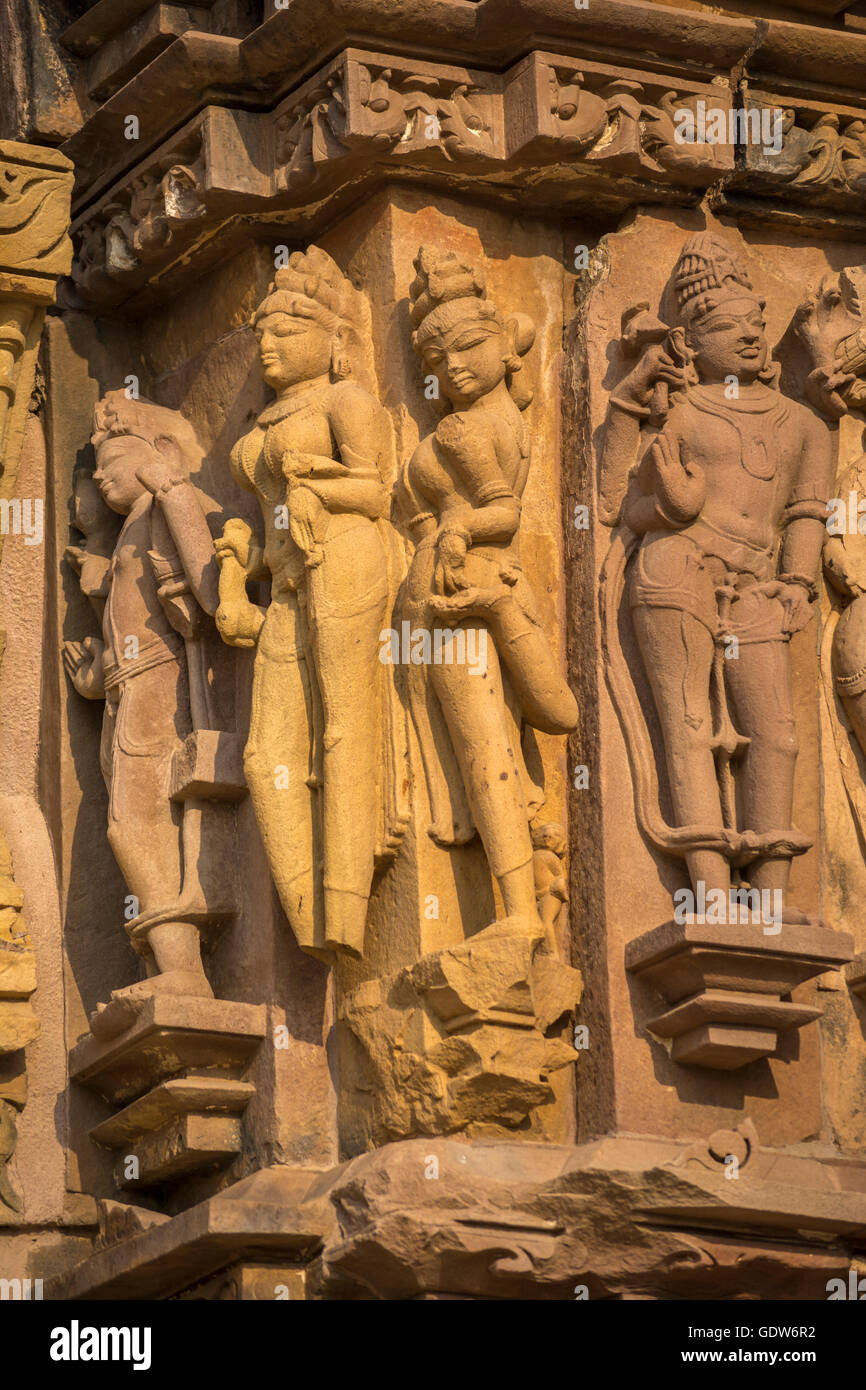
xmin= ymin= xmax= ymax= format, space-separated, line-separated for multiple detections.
xmin=599 ymin=232 xmax=834 ymax=922
xmin=214 ymin=245 xmax=407 ymax=959
xmin=63 ymin=392 xmax=223 ymax=1000
xmin=396 ymin=246 xmax=578 ymax=938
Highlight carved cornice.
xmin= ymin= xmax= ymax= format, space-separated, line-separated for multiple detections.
xmin=0 ymin=140 xmax=74 ymax=472
xmin=46 ymin=1137 xmax=866 ymax=1300
xmin=733 ymin=96 xmax=866 ymax=219
xmin=58 ymin=0 xmax=759 ymax=208
xmin=68 ymin=48 xmax=736 ymax=311
xmin=57 ymin=0 xmax=866 ymax=216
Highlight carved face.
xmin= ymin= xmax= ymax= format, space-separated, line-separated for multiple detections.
xmin=255 ymin=312 xmax=333 ymax=392
xmin=686 ymin=295 xmax=768 ymax=383
xmin=92 ymin=435 xmax=151 ymax=514
xmin=420 ymin=315 xmax=508 ymax=407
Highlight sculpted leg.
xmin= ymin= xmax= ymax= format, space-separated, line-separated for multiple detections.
xmin=243 ymin=597 xmax=318 ymax=949
xmin=104 ymin=691 xmax=212 ymax=998
xmin=632 ymin=604 xmax=730 ymax=895
xmin=431 ymin=632 xmax=539 ymax=930
xmin=105 ymin=677 xmax=184 ymax=908
xmin=431 ymin=575 xmax=578 ymax=735
xmin=725 ymin=637 xmax=799 ymax=908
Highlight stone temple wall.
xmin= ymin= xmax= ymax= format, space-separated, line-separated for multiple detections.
xmin=2 ymin=0 xmax=866 ymax=1308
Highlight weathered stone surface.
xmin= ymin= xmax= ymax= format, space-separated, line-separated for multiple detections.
xmin=47 ymin=1135 xmax=866 ymax=1300
xmin=6 ymin=0 xmax=866 ymax=1312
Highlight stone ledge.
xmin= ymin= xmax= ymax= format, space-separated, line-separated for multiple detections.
xmin=46 ymin=1135 xmax=866 ymax=1300
xmin=69 ymin=997 xmax=268 ymax=1105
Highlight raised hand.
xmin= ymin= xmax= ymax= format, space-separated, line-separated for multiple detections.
xmin=647 ymin=433 xmax=706 ymax=524
xmin=135 ymin=434 xmax=187 ymax=495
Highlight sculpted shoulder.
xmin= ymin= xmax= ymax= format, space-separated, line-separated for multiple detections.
xmin=326 ymin=379 xmax=387 ymax=429
xmin=783 ymin=392 xmax=827 ymax=435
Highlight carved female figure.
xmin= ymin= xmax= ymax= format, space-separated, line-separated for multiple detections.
xmin=600 ymin=233 xmax=834 ymax=920
xmin=397 ymin=246 xmax=578 ymax=937
xmin=215 ymin=246 xmax=406 ymax=958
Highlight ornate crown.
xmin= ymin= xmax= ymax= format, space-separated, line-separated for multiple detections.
xmin=256 ymin=245 xmax=362 ymax=332
xmin=666 ymin=233 xmax=758 ymax=324
xmin=409 ymin=246 xmax=487 ymax=330
xmin=91 ymin=391 xmax=202 ymax=471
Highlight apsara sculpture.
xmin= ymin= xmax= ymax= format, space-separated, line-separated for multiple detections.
xmin=397 ymin=245 xmax=578 ymax=938
xmin=215 ymin=245 xmax=407 ymax=959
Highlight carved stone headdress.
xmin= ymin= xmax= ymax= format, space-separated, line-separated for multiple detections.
xmin=91 ymin=391 xmax=203 ymax=475
xmin=253 ymin=244 xmax=363 ymax=381
xmin=663 ymin=233 xmax=764 ymax=328
xmin=408 ymin=244 xmax=535 ymax=407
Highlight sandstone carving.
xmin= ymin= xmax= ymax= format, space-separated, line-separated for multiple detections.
xmin=8 ymin=0 xmax=866 ymax=1316
xmin=0 ymin=136 xmax=72 ymax=1221
xmin=67 ymin=50 xmax=736 ymax=312
xmin=215 ymin=245 xmax=407 ymax=959
xmin=334 ymin=245 xmax=582 ymax=1144
xmin=747 ymin=106 xmax=866 ymax=204
xmin=600 ymin=229 xmax=854 ymax=1066
xmin=63 ymin=392 xmax=226 ymax=1006
xmin=793 ymin=265 xmax=866 ymax=1002
xmin=601 ymin=232 xmax=830 ymax=921
xmin=398 ymin=245 xmax=578 ymax=937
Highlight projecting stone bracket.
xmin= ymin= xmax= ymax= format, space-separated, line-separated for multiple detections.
xmin=846 ymin=953 xmax=866 ymax=1000
xmin=69 ymin=996 xmax=267 ymax=1191
xmin=626 ymin=918 xmax=855 ymax=1069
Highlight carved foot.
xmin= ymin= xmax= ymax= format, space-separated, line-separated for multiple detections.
xmin=114 ymin=970 xmax=214 ymax=1001
xmin=429 ymin=584 xmax=511 ymax=621
xmin=90 ymin=968 xmax=215 ymax=1041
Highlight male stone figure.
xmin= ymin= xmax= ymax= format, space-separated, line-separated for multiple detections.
xmin=600 ymin=233 xmax=834 ymax=921
xmin=63 ymin=391 xmax=221 ymax=999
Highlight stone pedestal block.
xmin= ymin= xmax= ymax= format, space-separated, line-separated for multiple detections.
xmin=627 ymin=919 xmax=854 ymax=1069
xmin=70 ymin=997 xmax=266 ymax=1190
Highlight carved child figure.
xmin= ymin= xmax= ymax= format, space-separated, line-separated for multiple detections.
xmin=63 ymin=392 xmax=221 ymax=999
xmin=600 ymin=233 xmax=834 ymax=921
xmin=531 ymin=821 xmax=569 ymax=948
xmin=65 ymin=472 xmax=118 ymax=621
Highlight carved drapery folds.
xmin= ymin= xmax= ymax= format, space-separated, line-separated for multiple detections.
xmin=599 ymin=227 xmax=854 ymax=1068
